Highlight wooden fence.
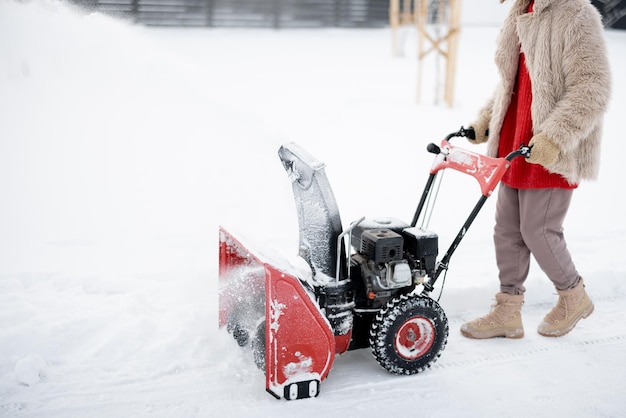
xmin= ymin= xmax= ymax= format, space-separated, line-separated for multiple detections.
xmin=72 ymin=0 xmax=625 ymax=29
xmin=592 ymin=0 xmax=626 ymax=29
xmin=75 ymin=0 xmax=390 ymax=28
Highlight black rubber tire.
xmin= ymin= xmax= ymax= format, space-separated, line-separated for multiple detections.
xmin=230 ymin=322 xmax=249 ymax=347
xmin=251 ymin=320 xmax=266 ymax=372
xmin=369 ymin=294 xmax=448 ymax=375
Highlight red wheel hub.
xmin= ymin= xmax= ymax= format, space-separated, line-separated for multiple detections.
xmin=394 ymin=316 xmax=435 ymax=360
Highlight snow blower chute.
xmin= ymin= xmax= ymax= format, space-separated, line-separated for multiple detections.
xmin=219 ymin=127 xmax=531 ymax=400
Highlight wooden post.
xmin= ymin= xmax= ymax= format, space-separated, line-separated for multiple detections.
xmin=444 ymin=0 xmax=461 ymax=107
xmin=389 ymin=0 xmax=419 ymax=56
xmin=415 ymin=0 xmax=461 ymax=107
xmin=391 ymin=0 xmax=461 ymax=106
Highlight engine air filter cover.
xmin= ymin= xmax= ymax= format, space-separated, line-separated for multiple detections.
xmin=360 ymin=229 xmax=403 ymax=264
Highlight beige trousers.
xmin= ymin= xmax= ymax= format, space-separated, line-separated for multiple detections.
xmin=494 ymin=184 xmax=580 ymax=295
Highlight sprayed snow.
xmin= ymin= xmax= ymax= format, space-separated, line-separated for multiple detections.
xmin=442 ymin=145 xmax=502 ymax=192
xmin=282 ymin=352 xmax=314 ymax=378
xmin=448 ymin=148 xmax=475 ymax=168
xmin=269 ymin=299 xmax=286 ymax=338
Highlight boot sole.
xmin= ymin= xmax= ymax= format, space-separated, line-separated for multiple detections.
xmin=460 ymin=326 xmax=524 ymax=339
xmin=537 ymin=302 xmax=594 ymax=337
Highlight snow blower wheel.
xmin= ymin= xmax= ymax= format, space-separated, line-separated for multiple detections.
xmin=369 ymin=294 xmax=448 ymax=375
xmin=251 ymin=320 xmax=266 ymax=372
xmin=227 ymin=317 xmax=249 ymax=347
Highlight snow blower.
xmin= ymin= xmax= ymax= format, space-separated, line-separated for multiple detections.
xmin=218 ymin=127 xmax=531 ymax=400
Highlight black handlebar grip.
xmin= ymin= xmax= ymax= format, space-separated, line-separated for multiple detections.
xmin=427 ymin=143 xmax=441 ymax=154
xmin=465 ymin=127 xmax=476 ymax=140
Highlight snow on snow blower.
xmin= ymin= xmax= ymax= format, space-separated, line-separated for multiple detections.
xmin=219 ymin=127 xmax=531 ymax=400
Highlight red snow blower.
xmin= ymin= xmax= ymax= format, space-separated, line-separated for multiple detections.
xmin=219 ymin=127 xmax=531 ymax=400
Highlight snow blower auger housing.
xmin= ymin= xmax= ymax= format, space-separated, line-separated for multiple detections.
xmin=219 ymin=127 xmax=531 ymax=400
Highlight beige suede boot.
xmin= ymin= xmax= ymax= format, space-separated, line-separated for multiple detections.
xmin=538 ymin=278 xmax=594 ymax=337
xmin=460 ymin=293 xmax=524 ymax=339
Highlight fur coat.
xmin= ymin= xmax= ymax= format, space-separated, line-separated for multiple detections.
xmin=478 ymin=0 xmax=611 ymax=184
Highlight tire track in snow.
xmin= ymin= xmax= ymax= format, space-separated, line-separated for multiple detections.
xmin=435 ymin=333 xmax=626 ymax=371
xmin=324 ymin=331 xmax=626 ymax=405
xmin=441 ymin=291 xmax=626 ymax=362
xmin=325 ymin=292 xmax=626 ymax=397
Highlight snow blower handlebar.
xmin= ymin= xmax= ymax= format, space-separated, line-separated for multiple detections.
xmin=415 ymin=127 xmax=531 ymax=292
xmin=430 ymin=127 xmax=532 ymax=160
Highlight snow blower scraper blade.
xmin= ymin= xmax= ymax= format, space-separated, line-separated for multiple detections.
xmin=219 ymin=227 xmax=336 ymax=400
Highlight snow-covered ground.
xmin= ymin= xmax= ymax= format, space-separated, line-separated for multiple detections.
xmin=1 ymin=0 xmax=625 ymax=416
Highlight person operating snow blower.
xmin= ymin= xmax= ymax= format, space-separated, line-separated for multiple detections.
xmin=461 ymin=0 xmax=611 ymax=339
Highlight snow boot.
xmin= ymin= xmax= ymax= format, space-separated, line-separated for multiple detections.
xmin=460 ymin=293 xmax=524 ymax=339
xmin=538 ymin=277 xmax=594 ymax=337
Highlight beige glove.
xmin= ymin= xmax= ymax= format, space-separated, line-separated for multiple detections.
xmin=467 ymin=109 xmax=490 ymax=144
xmin=527 ymin=132 xmax=559 ymax=167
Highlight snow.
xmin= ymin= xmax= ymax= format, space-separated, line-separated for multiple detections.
xmin=1 ymin=0 xmax=626 ymax=416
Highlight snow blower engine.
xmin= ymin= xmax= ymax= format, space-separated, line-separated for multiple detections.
xmin=219 ymin=127 xmax=530 ymax=400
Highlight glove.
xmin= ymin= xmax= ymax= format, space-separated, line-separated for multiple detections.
xmin=467 ymin=109 xmax=490 ymax=145
xmin=527 ymin=132 xmax=559 ymax=167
